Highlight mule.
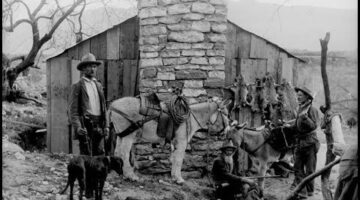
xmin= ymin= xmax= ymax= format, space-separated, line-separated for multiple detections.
xmin=225 ymin=122 xmax=296 ymax=189
xmin=108 ymin=96 xmax=231 ymax=184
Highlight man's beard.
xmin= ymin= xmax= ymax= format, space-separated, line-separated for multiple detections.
xmin=224 ymin=155 xmax=234 ymax=172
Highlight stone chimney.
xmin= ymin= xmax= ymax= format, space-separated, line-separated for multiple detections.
xmin=138 ymin=0 xmax=228 ymax=102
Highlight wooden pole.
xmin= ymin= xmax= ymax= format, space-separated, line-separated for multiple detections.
xmin=320 ymin=32 xmax=331 ymax=109
xmin=320 ymin=32 xmax=336 ymax=200
xmin=285 ymin=158 xmax=341 ymax=200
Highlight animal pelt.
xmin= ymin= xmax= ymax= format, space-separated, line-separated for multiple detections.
xmin=60 ymin=155 xmax=123 ymax=200
xmin=277 ymin=80 xmax=297 ymax=121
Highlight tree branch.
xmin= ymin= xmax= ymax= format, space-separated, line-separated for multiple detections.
xmin=320 ymin=32 xmax=331 ymax=110
xmin=31 ymin=0 xmax=46 ymax=18
xmin=3 ymin=18 xmax=32 ymax=32
xmin=16 ymin=0 xmax=33 ymax=20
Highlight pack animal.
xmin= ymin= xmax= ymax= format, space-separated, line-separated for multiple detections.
xmin=225 ymin=122 xmax=296 ymax=189
xmin=108 ymin=96 xmax=231 ymax=184
xmin=60 ymin=155 xmax=123 ymax=200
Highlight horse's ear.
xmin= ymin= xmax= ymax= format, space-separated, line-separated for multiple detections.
xmin=222 ymin=99 xmax=232 ymax=107
xmin=210 ymin=112 xmax=218 ymax=124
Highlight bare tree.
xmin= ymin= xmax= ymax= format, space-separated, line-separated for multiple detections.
xmin=2 ymin=0 xmax=87 ymax=99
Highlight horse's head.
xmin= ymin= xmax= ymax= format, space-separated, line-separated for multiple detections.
xmin=208 ymin=98 xmax=232 ymax=135
xmin=224 ymin=120 xmax=247 ymax=144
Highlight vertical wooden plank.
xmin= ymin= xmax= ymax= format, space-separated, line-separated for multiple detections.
xmin=119 ymin=17 xmax=139 ymax=60
xmin=90 ymin=32 xmax=107 ymax=60
xmin=78 ymin=40 xmax=90 ymax=58
xmin=107 ymin=26 xmax=120 ymax=60
xmin=95 ymin=60 xmax=106 ymax=85
xmin=50 ymin=57 xmax=71 ymax=153
xmin=46 ymin=61 xmax=52 ymax=152
xmin=250 ymin=35 xmax=267 ymax=59
xmin=122 ymin=60 xmax=132 ymax=97
xmin=70 ymin=60 xmax=80 ymax=155
xmin=265 ymin=43 xmax=280 ymax=80
xmin=280 ymin=52 xmax=294 ymax=83
xmin=107 ymin=60 xmax=123 ymax=101
xmin=240 ymin=59 xmax=267 ymax=83
xmin=67 ymin=46 xmax=79 ymax=60
xmin=225 ymin=22 xmax=237 ymax=86
xmin=236 ymin=28 xmax=251 ymax=58
xmin=130 ymin=59 xmax=139 ymax=96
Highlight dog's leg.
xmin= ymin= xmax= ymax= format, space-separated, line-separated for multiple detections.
xmin=69 ymin=174 xmax=77 ymax=200
xmin=115 ymin=132 xmax=139 ymax=181
xmin=98 ymin=178 xmax=106 ymax=200
xmin=78 ymin=173 xmax=85 ymax=200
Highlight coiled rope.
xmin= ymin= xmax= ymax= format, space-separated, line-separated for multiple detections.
xmin=168 ymin=95 xmax=190 ymax=124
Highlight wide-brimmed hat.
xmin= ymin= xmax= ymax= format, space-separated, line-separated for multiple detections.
xmin=220 ymin=140 xmax=237 ymax=152
xmin=294 ymin=86 xmax=314 ymax=100
xmin=77 ymin=53 xmax=101 ymax=70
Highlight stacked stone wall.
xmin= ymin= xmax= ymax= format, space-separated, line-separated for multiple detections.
xmin=138 ymin=0 xmax=228 ymax=102
xmin=136 ymin=0 xmax=228 ymax=177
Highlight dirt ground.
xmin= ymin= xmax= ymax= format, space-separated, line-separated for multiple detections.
xmin=3 ymin=126 xmax=357 ymax=200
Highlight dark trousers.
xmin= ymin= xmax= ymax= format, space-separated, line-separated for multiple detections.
xmin=79 ymin=115 xmax=105 ymax=157
xmin=293 ymin=144 xmax=317 ymax=195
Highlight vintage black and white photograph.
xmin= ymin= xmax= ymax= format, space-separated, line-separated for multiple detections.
xmin=2 ymin=0 xmax=357 ymax=199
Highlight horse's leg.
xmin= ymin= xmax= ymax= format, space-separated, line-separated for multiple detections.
xmin=170 ymin=123 xmax=187 ymax=184
xmin=114 ymin=132 xmax=139 ymax=181
xmin=257 ymin=161 xmax=267 ymax=189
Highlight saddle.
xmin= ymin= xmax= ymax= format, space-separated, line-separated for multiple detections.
xmin=139 ymin=92 xmax=188 ymax=143
xmin=267 ymin=126 xmax=296 ymax=154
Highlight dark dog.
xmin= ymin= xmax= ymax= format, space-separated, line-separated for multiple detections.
xmin=60 ymin=155 xmax=123 ymax=200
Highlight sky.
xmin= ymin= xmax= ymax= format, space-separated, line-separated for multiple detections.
xmin=2 ymin=0 xmax=358 ymax=54
xmin=250 ymin=0 xmax=357 ymax=10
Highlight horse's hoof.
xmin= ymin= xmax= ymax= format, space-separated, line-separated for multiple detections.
xmin=173 ymin=178 xmax=185 ymax=185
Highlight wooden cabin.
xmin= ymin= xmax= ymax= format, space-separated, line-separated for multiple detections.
xmin=46 ymin=16 xmax=305 ymax=153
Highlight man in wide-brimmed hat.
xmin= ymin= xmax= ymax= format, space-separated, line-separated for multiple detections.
xmin=68 ymin=53 xmax=109 ymax=197
xmin=68 ymin=53 xmax=109 ymax=151
xmin=288 ymin=86 xmax=320 ymax=199
xmin=212 ymin=140 xmax=261 ymax=200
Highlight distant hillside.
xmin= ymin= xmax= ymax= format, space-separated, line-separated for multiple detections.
xmin=227 ymin=0 xmax=357 ymax=51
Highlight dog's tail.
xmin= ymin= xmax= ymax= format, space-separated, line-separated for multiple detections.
xmin=59 ymin=176 xmax=70 ymax=194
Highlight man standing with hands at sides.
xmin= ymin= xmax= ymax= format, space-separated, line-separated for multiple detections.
xmin=68 ymin=53 xmax=109 ymax=157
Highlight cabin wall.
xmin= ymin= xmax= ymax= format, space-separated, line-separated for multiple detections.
xmin=47 ymin=17 xmax=139 ymax=154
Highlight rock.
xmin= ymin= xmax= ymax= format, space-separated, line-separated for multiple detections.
xmin=159 ymin=0 xmax=180 ymax=6
xmin=159 ymin=16 xmax=182 ymax=24
xmin=140 ymin=58 xmax=163 ymax=67
xmin=168 ymin=4 xmax=191 ymax=15
xmin=141 ymin=68 xmax=157 ymax=78
xmin=168 ymin=22 xmax=192 ymax=31
xmin=192 ymin=43 xmax=214 ymax=49
xmin=204 ymin=78 xmax=224 ymax=88
xmin=50 ymin=167 xmax=55 ymax=171
xmin=138 ymin=0 xmax=157 ymax=8
xmin=163 ymin=58 xmax=189 ymax=65
xmin=3 ymin=140 xmax=24 ymax=153
xmin=14 ymin=152 xmax=26 ymax=160
xmin=192 ymin=21 xmax=211 ymax=32
xmin=190 ymin=57 xmax=208 ymax=65
xmin=55 ymin=194 xmax=68 ymax=200
xmin=182 ymin=49 xmax=206 ymax=57
xmin=141 ymin=25 xmax=167 ymax=36
xmin=184 ymin=80 xmax=203 ymax=88
xmin=166 ymin=42 xmax=192 ymax=50
xmin=182 ymin=13 xmax=205 ymax=20
xmin=192 ymin=2 xmax=215 ymax=14
xmin=208 ymin=71 xmax=225 ymax=79
xmin=140 ymin=18 xmax=159 ymax=25
xmin=157 ymin=72 xmax=176 ymax=80
xmin=139 ymin=7 xmax=167 ymax=18
xmin=175 ymin=70 xmax=207 ymax=80
xmin=160 ymin=50 xmax=181 ymax=57
xmin=168 ymin=31 xmax=204 ymax=43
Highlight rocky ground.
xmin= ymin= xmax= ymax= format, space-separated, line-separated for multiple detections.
xmin=3 ymin=129 xmax=358 ymax=200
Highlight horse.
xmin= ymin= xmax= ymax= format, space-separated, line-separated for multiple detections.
xmin=108 ymin=96 xmax=231 ymax=184
xmin=225 ymin=122 xmax=296 ymax=189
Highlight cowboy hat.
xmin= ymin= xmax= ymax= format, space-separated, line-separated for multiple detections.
xmin=77 ymin=53 xmax=101 ymax=70
xmin=220 ymin=140 xmax=237 ymax=152
xmin=294 ymin=86 xmax=314 ymax=100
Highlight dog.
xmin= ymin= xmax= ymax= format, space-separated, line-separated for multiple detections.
xmin=60 ymin=155 xmax=123 ymax=200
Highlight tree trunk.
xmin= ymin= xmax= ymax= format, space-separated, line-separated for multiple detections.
xmin=320 ymin=32 xmax=335 ymax=200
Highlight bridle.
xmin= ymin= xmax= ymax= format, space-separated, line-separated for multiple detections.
xmin=190 ymin=100 xmax=230 ymax=134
